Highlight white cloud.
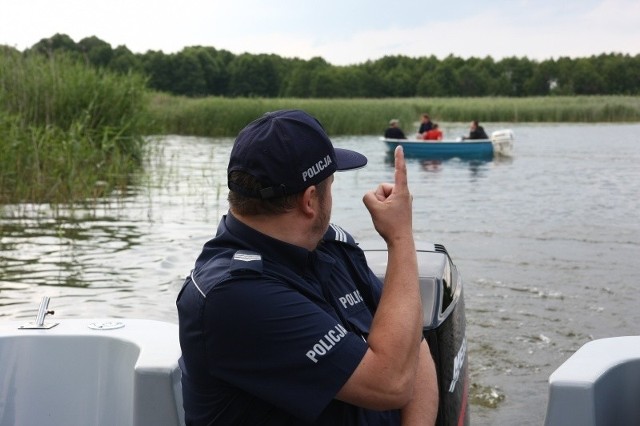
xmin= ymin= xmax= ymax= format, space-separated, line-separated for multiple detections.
xmin=1 ymin=0 xmax=639 ymax=64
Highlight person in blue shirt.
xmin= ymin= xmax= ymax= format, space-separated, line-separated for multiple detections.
xmin=177 ymin=109 xmax=438 ymax=425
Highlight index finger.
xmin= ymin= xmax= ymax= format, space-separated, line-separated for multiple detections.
xmin=394 ymin=145 xmax=408 ymax=191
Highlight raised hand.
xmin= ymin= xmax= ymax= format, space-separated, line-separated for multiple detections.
xmin=362 ymin=146 xmax=413 ymax=245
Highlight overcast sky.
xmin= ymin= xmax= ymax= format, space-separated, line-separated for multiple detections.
xmin=2 ymin=0 xmax=640 ymax=65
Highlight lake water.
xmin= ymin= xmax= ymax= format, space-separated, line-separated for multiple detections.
xmin=1 ymin=123 xmax=639 ymax=425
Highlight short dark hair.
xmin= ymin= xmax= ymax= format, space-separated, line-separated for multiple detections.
xmin=228 ymin=171 xmax=330 ymax=216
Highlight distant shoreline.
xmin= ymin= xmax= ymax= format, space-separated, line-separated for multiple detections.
xmin=145 ymin=94 xmax=640 ymax=137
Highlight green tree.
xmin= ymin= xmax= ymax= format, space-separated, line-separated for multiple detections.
xmin=427 ymin=59 xmax=461 ymax=96
xmin=109 ymin=45 xmax=141 ymax=74
xmin=282 ymin=57 xmax=330 ymax=98
xmin=310 ymin=68 xmax=341 ymax=97
xmin=415 ymin=55 xmax=443 ymax=97
xmin=367 ymin=55 xmax=421 ymax=97
xmin=18 ymin=32 xmax=640 ymax=98
xmin=173 ymin=49 xmax=207 ymax=96
xmin=496 ymin=57 xmax=536 ymax=96
xmin=572 ymin=58 xmax=604 ymax=95
xmin=78 ymin=36 xmax=113 ymax=68
xmin=141 ymin=50 xmax=175 ymax=93
xmin=29 ymin=33 xmax=80 ymax=59
xmin=457 ymin=62 xmax=490 ymax=96
xmin=523 ymin=60 xmax=556 ymax=96
xmin=547 ymin=57 xmax=575 ymax=94
xmin=184 ymin=46 xmax=229 ymax=96
xmin=227 ymin=54 xmax=282 ymax=97
xmin=597 ymin=53 xmax=640 ymax=95
xmin=340 ymin=66 xmax=374 ymax=98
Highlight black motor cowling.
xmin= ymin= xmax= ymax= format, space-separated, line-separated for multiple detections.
xmin=363 ymin=242 xmax=469 ymax=426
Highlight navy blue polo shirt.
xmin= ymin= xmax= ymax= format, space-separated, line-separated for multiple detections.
xmin=177 ymin=213 xmax=400 ymax=425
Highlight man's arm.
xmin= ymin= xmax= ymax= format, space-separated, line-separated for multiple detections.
xmin=400 ymin=340 xmax=439 ymax=425
xmin=336 ymin=146 xmax=430 ymax=410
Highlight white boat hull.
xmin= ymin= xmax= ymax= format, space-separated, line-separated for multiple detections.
xmin=545 ymin=336 xmax=640 ymax=426
xmin=0 ymin=319 xmax=184 ymax=426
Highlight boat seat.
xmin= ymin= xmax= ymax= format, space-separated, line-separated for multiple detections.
xmin=0 ymin=319 xmax=184 ymax=426
xmin=544 ymin=336 xmax=640 ymax=426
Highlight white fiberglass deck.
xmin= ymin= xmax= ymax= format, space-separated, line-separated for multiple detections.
xmin=545 ymin=336 xmax=640 ymax=426
xmin=0 ymin=319 xmax=184 ymax=426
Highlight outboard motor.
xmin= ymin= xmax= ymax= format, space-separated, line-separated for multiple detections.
xmin=363 ymin=242 xmax=469 ymax=426
xmin=490 ymin=129 xmax=515 ymax=156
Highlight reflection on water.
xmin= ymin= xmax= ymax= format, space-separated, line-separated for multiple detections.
xmin=384 ymin=146 xmax=515 ymax=180
xmin=0 ymin=135 xmax=234 ymax=321
xmin=2 ymin=207 xmax=140 ymax=289
xmin=420 ymin=159 xmax=443 ymax=173
xmin=2 ymin=124 xmax=640 ymax=425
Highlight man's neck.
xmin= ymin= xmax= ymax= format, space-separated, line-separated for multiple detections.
xmin=231 ymin=210 xmax=319 ymax=251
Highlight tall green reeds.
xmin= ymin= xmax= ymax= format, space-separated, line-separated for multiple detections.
xmin=0 ymin=48 xmax=148 ymax=203
xmin=145 ymin=94 xmax=640 ymax=137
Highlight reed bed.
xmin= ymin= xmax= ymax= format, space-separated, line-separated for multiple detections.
xmin=145 ymin=94 xmax=640 ymax=137
xmin=0 ymin=51 xmax=148 ymax=203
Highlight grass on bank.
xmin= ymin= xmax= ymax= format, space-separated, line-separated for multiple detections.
xmin=144 ymin=94 xmax=640 ymax=137
xmin=0 ymin=49 xmax=148 ymax=204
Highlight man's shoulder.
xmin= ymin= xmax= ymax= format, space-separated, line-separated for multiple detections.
xmin=322 ymin=223 xmax=358 ymax=247
xmin=227 ymin=250 xmax=264 ymax=276
xmin=319 ymin=224 xmax=370 ymax=267
xmin=187 ymin=247 xmax=265 ymax=295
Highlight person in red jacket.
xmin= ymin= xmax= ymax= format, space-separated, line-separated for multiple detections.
xmin=422 ymin=123 xmax=443 ymax=141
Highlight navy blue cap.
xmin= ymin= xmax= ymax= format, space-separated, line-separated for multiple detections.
xmin=228 ymin=110 xmax=367 ymax=199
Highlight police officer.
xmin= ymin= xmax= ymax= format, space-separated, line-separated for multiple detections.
xmin=177 ymin=109 xmax=438 ymax=425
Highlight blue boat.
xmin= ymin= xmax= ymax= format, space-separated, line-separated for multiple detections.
xmin=382 ymin=129 xmax=514 ymax=160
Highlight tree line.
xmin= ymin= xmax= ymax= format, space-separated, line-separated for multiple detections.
xmin=8 ymin=33 xmax=640 ymax=98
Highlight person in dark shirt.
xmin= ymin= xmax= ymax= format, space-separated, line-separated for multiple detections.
xmin=177 ymin=109 xmax=438 ymax=425
xmin=384 ymin=118 xmax=407 ymax=139
xmin=464 ymin=120 xmax=489 ymax=140
xmin=418 ymin=113 xmax=433 ymax=135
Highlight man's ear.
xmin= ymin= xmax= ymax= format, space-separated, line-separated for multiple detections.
xmin=298 ymin=185 xmax=317 ymax=217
